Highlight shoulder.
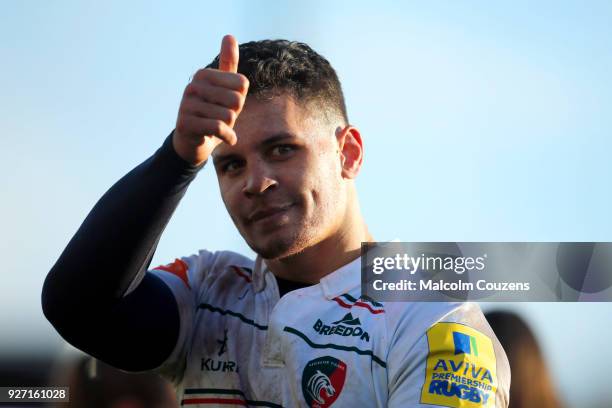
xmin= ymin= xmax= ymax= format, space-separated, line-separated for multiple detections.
xmin=151 ymin=249 xmax=256 ymax=290
xmin=383 ymin=301 xmax=472 ymax=338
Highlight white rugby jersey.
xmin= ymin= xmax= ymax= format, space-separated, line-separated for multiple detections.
xmin=150 ymin=250 xmax=510 ymax=408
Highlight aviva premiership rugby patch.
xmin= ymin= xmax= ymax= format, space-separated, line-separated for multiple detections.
xmin=421 ymin=322 xmax=497 ymax=407
xmin=301 ymin=356 xmax=347 ymax=408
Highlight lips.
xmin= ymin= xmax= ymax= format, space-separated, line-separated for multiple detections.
xmin=247 ymin=203 xmax=293 ymax=224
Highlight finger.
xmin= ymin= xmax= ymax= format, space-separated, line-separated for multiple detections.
xmin=192 ymin=68 xmax=248 ymax=93
xmin=178 ymin=116 xmax=237 ymax=145
xmin=185 ymin=81 xmax=244 ymax=111
xmin=182 ymin=99 xmax=237 ymax=127
xmin=218 ymin=34 xmax=239 ymax=73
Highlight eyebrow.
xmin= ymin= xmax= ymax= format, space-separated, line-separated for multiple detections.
xmin=212 ymin=132 xmax=297 ymax=166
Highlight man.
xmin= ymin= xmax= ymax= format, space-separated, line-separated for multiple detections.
xmin=43 ymin=35 xmax=510 ymax=407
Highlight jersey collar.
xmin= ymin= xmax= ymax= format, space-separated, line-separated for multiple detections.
xmin=252 ymin=254 xmax=362 ymax=299
xmin=318 ymin=255 xmax=362 ymax=299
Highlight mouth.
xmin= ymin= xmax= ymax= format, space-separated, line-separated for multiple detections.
xmin=247 ymin=203 xmax=294 ymax=225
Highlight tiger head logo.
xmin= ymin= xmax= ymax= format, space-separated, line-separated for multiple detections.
xmin=307 ymin=370 xmax=336 ymax=404
xmin=301 ymin=357 xmax=347 ymax=407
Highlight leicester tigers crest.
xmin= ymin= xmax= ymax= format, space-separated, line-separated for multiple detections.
xmin=301 ymin=356 xmax=347 ymax=407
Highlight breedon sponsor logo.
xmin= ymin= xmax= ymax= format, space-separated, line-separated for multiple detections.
xmin=313 ymin=313 xmax=370 ymax=342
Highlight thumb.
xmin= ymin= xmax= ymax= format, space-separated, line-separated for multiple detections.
xmin=218 ymin=34 xmax=239 ymax=73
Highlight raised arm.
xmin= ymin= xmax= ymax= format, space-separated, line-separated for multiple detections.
xmin=41 ymin=35 xmax=249 ymax=372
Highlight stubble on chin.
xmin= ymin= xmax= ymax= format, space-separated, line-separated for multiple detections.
xmin=241 ymin=202 xmax=326 ymax=260
xmin=248 ymin=230 xmax=306 ymax=260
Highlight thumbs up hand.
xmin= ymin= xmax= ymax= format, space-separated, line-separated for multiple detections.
xmin=173 ymin=35 xmax=249 ymax=165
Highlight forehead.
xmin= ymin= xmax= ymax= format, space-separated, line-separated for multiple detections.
xmin=213 ymin=95 xmax=321 ymax=159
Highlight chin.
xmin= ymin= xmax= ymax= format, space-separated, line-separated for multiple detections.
xmin=249 ymin=236 xmax=300 ymax=260
xmin=246 ymin=228 xmax=312 ymax=260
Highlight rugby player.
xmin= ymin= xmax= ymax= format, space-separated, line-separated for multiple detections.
xmin=43 ymin=35 xmax=510 ymax=407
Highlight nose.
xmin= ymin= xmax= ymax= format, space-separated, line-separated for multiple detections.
xmin=242 ymin=161 xmax=278 ymax=198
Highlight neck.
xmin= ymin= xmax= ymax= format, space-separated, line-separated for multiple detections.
xmin=264 ymin=210 xmax=373 ymax=284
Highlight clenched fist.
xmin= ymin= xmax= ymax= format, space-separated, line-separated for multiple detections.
xmin=173 ymin=35 xmax=249 ymax=165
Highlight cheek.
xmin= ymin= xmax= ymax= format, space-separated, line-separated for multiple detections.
xmin=308 ymin=159 xmax=344 ymax=210
xmin=218 ymin=181 xmax=241 ymax=217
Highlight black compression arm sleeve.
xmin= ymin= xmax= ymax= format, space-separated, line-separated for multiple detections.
xmin=42 ymin=132 xmax=204 ymax=371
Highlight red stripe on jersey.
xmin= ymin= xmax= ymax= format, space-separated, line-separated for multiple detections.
xmin=230 ymin=265 xmax=252 ymax=283
xmin=333 ymin=296 xmax=353 ymax=309
xmin=182 ymin=397 xmax=247 ymax=406
xmin=354 ymin=301 xmax=385 ymax=314
xmin=332 ymin=297 xmax=385 ymax=314
xmin=154 ymin=258 xmax=190 ymax=289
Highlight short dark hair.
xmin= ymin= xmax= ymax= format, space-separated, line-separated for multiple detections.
xmin=207 ymin=39 xmax=348 ymax=124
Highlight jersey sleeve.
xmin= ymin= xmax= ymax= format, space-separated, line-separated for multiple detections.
xmin=147 ymin=249 xmax=218 ymax=383
xmin=145 ymin=249 xmax=256 ymax=383
xmin=386 ymin=302 xmax=511 ymax=408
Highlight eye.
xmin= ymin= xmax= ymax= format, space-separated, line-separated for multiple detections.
xmin=221 ymin=160 xmax=243 ymax=174
xmin=270 ymin=144 xmax=295 ymax=157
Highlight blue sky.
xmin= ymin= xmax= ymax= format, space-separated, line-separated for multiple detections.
xmin=2 ymin=1 xmax=612 ymax=406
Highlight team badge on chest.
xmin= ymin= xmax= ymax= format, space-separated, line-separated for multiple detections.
xmin=301 ymin=356 xmax=347 ymax=407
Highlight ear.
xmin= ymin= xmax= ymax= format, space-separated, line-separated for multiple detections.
xmin=336 ymin=125 xmax=364 ymax=179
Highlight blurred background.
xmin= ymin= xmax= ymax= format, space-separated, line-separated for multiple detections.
xmin=1 ymin=1 xmax=611 ymax=407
